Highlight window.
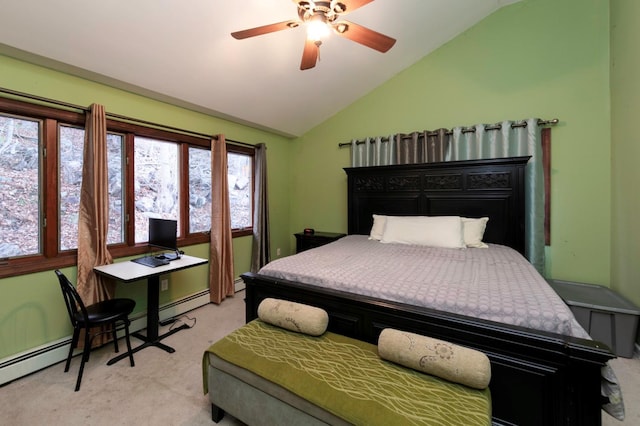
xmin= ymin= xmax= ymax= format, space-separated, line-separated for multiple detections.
xmin=0 ymin=113 xmax=41 ymax=258
xmin=0 ymin=97 xmax=255 ymax=278
xmin=188 ymin=146 xmax=254 ymax=235
xmin=58 ymin=125 xmax=125 ymax=251
xmin=188 ymin=146 xmax=211 ymax=233
xmin=228 ymin=150 xmax=253 ymax=230
xmin=134 ymin=136 xmax=180 ymax=243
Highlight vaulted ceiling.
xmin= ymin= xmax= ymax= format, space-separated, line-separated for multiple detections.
xmin=0 ymin=0 xmax=520 ymax=137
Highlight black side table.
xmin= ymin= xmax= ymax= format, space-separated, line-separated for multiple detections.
xmin=294 ymin=231 xmax=346 ymax=253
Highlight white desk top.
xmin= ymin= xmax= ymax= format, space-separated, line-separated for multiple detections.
xmin=94 ymin=254 xmax=208 ymax=283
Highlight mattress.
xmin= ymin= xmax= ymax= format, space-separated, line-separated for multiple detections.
xmin=259 ymin=235 xmax=590 ymax=339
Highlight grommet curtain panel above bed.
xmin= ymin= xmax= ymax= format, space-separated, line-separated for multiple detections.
xmin=77 ymin=103 xmax=115 ymax=346
xmin=395 ymin=129 xmax=449 ymax=164
xmin=350 ymin=129 xmax=449 ymax=167
xmin=351 ymin=136 xmax=394 ymax=167
xmin=251 ymin=143 xmax=270 ymax=273
xmin=448 ymin=118 xmax=545 ymax=274
xmin=209 ymin=135 xmax=235 ymax=304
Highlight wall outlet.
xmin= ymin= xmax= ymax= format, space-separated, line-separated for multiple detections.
xmin=161 ymin=278 xmax=169 ymax=291
xmin=276 ymin=248 xmax=281 ymax=256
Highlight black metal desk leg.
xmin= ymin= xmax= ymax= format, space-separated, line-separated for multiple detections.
xmin=146 ymin=275 xmax=160 ymax=340
xmin=107 ymin=275 xmax=188 ymax=365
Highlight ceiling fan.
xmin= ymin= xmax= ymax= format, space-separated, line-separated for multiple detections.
xmin=231 ymin=0 xmax=396 ymax=70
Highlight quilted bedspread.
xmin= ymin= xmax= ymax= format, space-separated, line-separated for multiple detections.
xmin=259 ymin=235 xmax=590 ymax=339
xmin=206 ymin=319 xmax=491 ymax=426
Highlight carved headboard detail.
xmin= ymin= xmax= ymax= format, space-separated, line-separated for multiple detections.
xmin=344 ymin=156 xmax=530 ymax=255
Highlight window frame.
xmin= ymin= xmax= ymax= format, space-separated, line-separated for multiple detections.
xmin=0 ymin=97 xmax=255 ymax=278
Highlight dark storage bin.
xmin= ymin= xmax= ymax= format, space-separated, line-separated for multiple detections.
xmin=548 ymin=279 xmax=640 ymax=358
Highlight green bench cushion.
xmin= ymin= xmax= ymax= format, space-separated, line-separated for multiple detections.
xmin=204 ymin=320 xmax=491 ymax=425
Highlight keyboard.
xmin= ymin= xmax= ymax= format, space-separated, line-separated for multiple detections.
xmin=131 ymin=256 xmax=170 ymax=268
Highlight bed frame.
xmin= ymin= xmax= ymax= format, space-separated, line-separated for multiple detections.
xmin=241 ymin=156 xmax=614 ymax=426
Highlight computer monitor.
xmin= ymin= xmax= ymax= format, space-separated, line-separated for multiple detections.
xmin=148 ymin=218 xmax=180 ymax=259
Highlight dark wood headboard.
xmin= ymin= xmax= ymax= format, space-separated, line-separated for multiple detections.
xmin=344 ymin=156 xmax=530 ymax=255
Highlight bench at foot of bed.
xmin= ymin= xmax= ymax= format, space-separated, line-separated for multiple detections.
xmin=203 ymin=320 xmax=491 ymax=426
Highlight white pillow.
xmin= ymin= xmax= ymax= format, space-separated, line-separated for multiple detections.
xmin=380 ymin=216 xmax=465 ymax=248
xmin=462 ymin=217 xmax=489 ymax=248
xmin=369 ymin=214 xmax=387 ymax=240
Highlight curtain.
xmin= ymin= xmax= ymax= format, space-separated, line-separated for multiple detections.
xmin=251 ymin=143 xmax=270 ymax=272
xmin=350 ymin=130 xmax=449 ymax=167
xmin=76 ymin=103 xmax=114 ymax=346
xmin=350 ymin=136 xmax=394 ymax=167
xmin=396 ymin=129 xmax=449 ymax=164
xmin=448 ymin=119 xmax=545 ymax=273
xmin=209 ymin=135 xmax=235 ymax=304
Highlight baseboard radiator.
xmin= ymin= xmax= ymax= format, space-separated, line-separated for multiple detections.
xmin=0 ymin=283 xmax=242 ymax=387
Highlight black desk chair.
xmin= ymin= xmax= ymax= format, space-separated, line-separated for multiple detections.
xmin=55 ymin=270 xmax=136 ymax=391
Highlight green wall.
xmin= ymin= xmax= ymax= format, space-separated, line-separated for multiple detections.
xmin=610 ymin=0 xmax=640 ymax=308
xmin=291 ymin=0 xmax=613 ymax=286
xmin=0 ymin=55 xmax=292 ymax=359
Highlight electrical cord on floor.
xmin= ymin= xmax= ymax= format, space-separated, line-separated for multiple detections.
xmin=168 ymin=314 xmax=196 ymax=331
xmin=159 ymin=318 xmax=175 ymax=327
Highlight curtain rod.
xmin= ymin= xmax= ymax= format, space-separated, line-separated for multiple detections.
xmin=0 ymin=86 xmax=255 ymax=149
xmin=338 ymin=118 xmax=559 ymax=147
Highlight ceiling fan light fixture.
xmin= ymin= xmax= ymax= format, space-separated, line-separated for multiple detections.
xmin=299 ymin=1 xmax=314 ymax=11
xmin=332 ymin=2 xmax=347 ymax=14
xmin=306 ymin=14 xmax=330 ymax=42
xmin=335 ymin=22 xmax=348 ymax=34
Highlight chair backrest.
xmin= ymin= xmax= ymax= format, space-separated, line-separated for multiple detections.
xmin=55 ymin=270 xmax=88 ymax=327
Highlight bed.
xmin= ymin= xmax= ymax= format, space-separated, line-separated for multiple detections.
xmin=241 ymin=156 xmax=615 ymax=426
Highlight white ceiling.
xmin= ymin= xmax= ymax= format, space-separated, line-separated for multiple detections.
xmin=0 ymin=0 xmax=520 ymax=137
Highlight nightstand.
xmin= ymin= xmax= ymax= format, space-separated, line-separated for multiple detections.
xmin=294 ymin=231 xmax=346 ymax=253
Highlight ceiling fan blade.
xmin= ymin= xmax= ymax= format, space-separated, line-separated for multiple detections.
xmin=231 ymin=20 xmax=300 ymax=40
xmin=332 ymin=20 xmax=396 ymax=52
xmin=331 ymin=0 xmax=375 ymax=14
xmin=300 ymin=39 xmax=319 ymax=70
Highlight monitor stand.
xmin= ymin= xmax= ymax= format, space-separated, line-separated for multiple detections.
xmin=163 ymin=250 xmax=180 ymax=261
xmin=150 ymin=245 xmax=182 ymax=261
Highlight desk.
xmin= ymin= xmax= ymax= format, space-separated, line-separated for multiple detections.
xmin=94 ymin=255 xmax=208 ymax=365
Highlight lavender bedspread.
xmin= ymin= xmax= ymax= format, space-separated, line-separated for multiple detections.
xmin=259 ymin=235 xmax=589 ymax=339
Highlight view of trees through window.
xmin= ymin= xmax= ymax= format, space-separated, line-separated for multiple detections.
xmin=0 ymin=115 xmax=40 ymax=258
xmin=134 ymin=136 xmax=180 ymax=243
xmin=59 ymin=125 xmax=124 ymax=251
xmin=228 ymin=151 xmax=253 ymax=230
xmin=188 ymin=148 xmax=253 ymax=233
xmin=189 ymin=147 xmax=211 ymax=233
